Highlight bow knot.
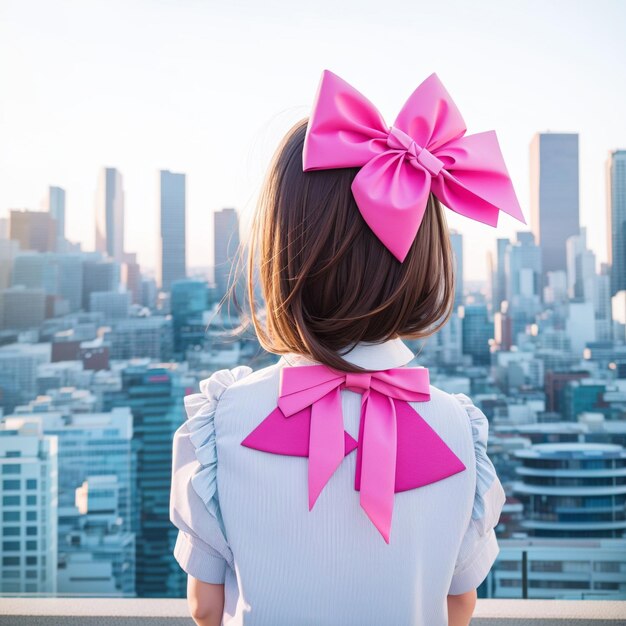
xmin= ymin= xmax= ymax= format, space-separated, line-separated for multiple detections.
xmin=302 ymin=70 xmax=526 ymax=262
xmin=344 ymin=372 xmax=372 ymax=393
xmin=241 ymin=364 xmax=466 ymax=543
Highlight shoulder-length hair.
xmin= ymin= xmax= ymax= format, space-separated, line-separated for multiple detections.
xmin=245 ymin=118 xmax=455 ymax=372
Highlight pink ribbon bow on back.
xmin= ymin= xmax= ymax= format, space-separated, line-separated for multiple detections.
xmin=241 ymin=364 xmax=466 ymax=543
xmin=302 ymin=70 xmax=526 ymax=262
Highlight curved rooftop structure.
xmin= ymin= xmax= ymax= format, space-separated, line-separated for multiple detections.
xmin=513 ymin=442 xmax=626 ymax=538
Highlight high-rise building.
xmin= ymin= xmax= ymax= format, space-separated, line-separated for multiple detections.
xmin=9 ymin=210 xmax=57 ymax=253
xmin=594 ymin=265 xmax=612 ymax=341
xmin=449 ymin=230 xmax=463 ymax=308
xmin=104 ymin=316 xmax=173 ymax=361
xmin=513 ymin=443 xmax=626 ymax=538
xmin=12 ymin=252 xmax=83 ymax=313
xmin=530 ymin=133 xmax=580 ymax=283
xmin=95 ymin=168 xmax=125 ymax=262
xmin=565 ymin=228 xmax=596 ymax=301
xmin=0 ymin=419 xmax=58 ymax=595
xmin=5 ymin=406 xmax=136 ymax=596
xmin=122 ymin=252 xmax=142 ymax=305
xmin=493 ymin=238 xmax=510 ymax=315
xmin=460 ymin=303 xmax=491 ymax=366
xmin=48 ymin=186 xmax=66 ymax=248
xmin=89 ymin=291 xmax=130 ymax=320
xmin=158 ymin=170 xmax=187 ymax=292
xmin=0 ymin=239 xmax=20 ymax=291
xmin=607 ymin=150 xmax=626 ymax=296
xmin=0 ymin=343 xmax=50 ymax=412
xmin=170 ymin=279 xmax=210 ymax=355
xmin=103 ymin=362 xmax=193 ymax=597
xmin=58 ymin=475 xmax=135 ymax=596
xmin=0 ymin=285 xmax=46 ymax=330
xmin=82 ymin=258 xmax=120 ymax=310
xmin=214 ymin=207 xmax=240 ymax=303
xmin=504 ymin=232 xmax=542 ymax=339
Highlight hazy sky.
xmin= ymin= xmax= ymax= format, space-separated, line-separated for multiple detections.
xmin=1 ymin=0 xmax=625 ymax=281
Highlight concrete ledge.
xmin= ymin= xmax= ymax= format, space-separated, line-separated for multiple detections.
xmin=0 ymin=598 xmax=624 ymax=625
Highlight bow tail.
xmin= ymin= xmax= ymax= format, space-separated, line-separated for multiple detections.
xmin=357 ymin=389 xmax=398 ymax=543
xmin=308 ymin=387 xmax=348 ymax=511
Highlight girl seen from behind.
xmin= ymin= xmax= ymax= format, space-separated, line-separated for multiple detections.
xmin=170 ymin=70 xmax=521 ymax=626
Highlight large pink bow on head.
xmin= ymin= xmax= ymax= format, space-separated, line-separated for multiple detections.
xmin=241 ymin=365 xmax=466 ymax=543
xmin=302 ymin=70 xmax=526 ymax=262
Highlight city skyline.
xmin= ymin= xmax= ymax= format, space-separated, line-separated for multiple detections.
xmin=1 ymin=0 xmax=626 ymax=281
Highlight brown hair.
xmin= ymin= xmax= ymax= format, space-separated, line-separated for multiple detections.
xmin=245 ymin=118 xmax=455 ymax=373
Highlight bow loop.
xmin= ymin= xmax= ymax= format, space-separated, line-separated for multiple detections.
xmin=303 ymin=70 xmax=526 ymax=262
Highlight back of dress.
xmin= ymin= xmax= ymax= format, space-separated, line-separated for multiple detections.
xmin=170 ymin=339 xmax=506 ymax=626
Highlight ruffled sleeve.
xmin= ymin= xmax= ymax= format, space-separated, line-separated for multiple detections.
xmin=448 ymin=393 xmax=506 ymax=595
xmin=169 ymin=366 xmax=252 ymax=584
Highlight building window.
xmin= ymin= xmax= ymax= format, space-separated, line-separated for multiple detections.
xmin=2 ymin=496 xmax=20 ymax=506
xmin=3 ymin=511 xmax=20 ymax=522
xmin=26 ymin=556 xmax=37 ymax=566
xmin=2 ymin=541 xmax=20 ymax=552
xmin=26 ymin=511 xmax=37 ymax=521
xmin=25 ymin=540 xmax=37 ymax=551
xmin=1 ymin=465 xmax=20 ymax=475
xmin=26 ymin=479 xmax=37 ymax=490
xmin=2 ymin=480 xmax=20 ymax=491
xmin=3 ymin=527 xmax=20 ymax=536
xmin=2 ymin=557 xmax=19 ymax=566
xmin=26 ymin=495 xmax=36 ymax=506
xmin=26 ymin=527 xmax=37 ymax=537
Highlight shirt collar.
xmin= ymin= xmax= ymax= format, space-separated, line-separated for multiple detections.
xmin=281 ymin=337 xmax=416 ymax=370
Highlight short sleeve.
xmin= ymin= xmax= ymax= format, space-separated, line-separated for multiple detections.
xmin=448 ymin=393 xmax=506 ymax=595
xmin=169 ymin=365 xmax=252 ymax=584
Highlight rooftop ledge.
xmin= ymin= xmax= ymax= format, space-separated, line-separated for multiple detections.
xmin=0 ymin=599 xmax=625 ymax=625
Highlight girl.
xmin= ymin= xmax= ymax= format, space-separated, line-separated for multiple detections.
xmin=170 ymin=70 xmax=521 ymax=626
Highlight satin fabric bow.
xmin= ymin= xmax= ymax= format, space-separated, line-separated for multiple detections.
xmin=241 ymin=364 xmax=466 ymax=543
xmin=302 ymin=70 xmax=526 ymax=262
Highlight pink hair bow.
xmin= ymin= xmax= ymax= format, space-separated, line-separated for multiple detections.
xmin=241 ymin=365 xmax=466 ymax=543
xmin=302 ymin=70 xmax=526 ymax=262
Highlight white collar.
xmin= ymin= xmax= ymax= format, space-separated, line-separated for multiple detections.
xmin=281 ymin=337 xmax=416 ymax=370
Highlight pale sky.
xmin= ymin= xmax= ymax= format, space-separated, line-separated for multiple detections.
xmin=1 ymin=0 xmax=625 ymax=281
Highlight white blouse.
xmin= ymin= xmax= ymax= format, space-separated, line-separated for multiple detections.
xmin=170 ymin=338 xmax=506 ymax=625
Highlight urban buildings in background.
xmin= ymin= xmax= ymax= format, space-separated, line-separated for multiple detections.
xmin=158 ymin=170 xmax=187 ymax=292
xmin=213 ymin=207 xmax=240 ymax=304
xmin=607 ymin=150 xmax=626 ymax=297
xmin=95 ymin=168 xmax=125 ymax=263
xmin=530 ymin=132 xmax=580 ymax=285
xmin=1 ymin=128 xmax=626 ymax=601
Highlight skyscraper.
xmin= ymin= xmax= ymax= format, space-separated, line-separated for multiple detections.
xmin=82 ymin=258 xmax=120 ymax=311
xmin=214 ymin=207 xmax=240 ymax=303
xmin=0 ymin=418 xmax=58 ymax=595
xmin=158 ymin=170 xmax=187 ymax=291
xmin=493 ymin=238 xmax=510 ymax=315
xmin=48 ymin=186 xmax=66 ymax=248
xmin=449 ymin=230 xmax=463 ymax=308
xmin=606 ymin=150 xmax=626 ymax=296
xmin=460 ymin=303 xmax=491 ymax=366
xmin=565 ymin=227 xmax=596 ymax=301
xmin=103 ymin=363 xmax=192 ymax=597
xmin=95 ymin=168 xmax=125 ymax=262
xmin=530 ymin=133 xmax=580 ymax=283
